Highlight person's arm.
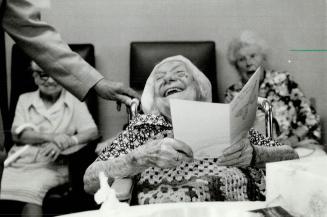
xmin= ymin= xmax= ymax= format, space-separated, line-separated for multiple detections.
xmin=84 ymin=137 xmax=193 ymax=194
xmin=218 ymin=129 xmax=298 ymax=168
xmin=12 ymin=127 xmax=55 ymax=145
xmin=250 ymin=129 xmax=299 ymax=167
xmin=10 ymin=94 xmax=52 ymax=145
xmin=3 ymin=0 xmax=139 ymax=103
xmin=83 ymin=151 xmax=146 ymax=194
xmin=3 ymin=0 xmax=103 ymax=100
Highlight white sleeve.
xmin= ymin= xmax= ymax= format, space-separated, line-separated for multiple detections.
xmin=72 ymin=101 xmax=97 ymax=133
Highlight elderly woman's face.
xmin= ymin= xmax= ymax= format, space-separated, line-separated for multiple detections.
xmin=235 ymin=44 xmax=265 ymax=82
xmin=153 ymin=61 xmax=198 ymax=102
xmin=32 ymin=63 xmax=63 ymax=97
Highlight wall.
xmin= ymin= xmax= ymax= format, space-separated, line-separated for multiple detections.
xmin=6 ymin=0 xmax=327 ymax=142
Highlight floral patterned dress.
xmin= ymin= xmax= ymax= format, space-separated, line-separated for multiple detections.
xmin=225 ymin=70 xmax=321 ymax=143
xmin=97 ymin=114 xmax=298 ymax=204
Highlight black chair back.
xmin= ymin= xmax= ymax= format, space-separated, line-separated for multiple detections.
xmin=130 ymin=41 xmax=217 ymax=102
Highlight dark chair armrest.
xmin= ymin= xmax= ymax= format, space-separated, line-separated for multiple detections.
xmin=64 ymin=137 xmax=101 ymax=194
xmin=44 ymin=137 xmax=102 ymax=213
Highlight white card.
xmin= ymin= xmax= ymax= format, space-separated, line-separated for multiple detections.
xmin=171 ymin=67 xmax=262 ymax=158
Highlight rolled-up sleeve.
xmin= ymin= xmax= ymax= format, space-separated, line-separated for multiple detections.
xmin=72 ymin=101 xmax=97 ymax=133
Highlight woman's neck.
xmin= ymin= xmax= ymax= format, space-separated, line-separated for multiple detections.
xmin=40 ymin=91 xmax=61 ymax=109
xmin=242 ymin=68 xmax=267 ymax=85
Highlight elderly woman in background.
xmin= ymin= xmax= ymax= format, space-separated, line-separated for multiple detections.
xmin=84 ymin=55 xmax=298 ymax=204
xmin=225 ymin=31 xmax=323 ymax=156
xmin=0 ymin=61 xmax=98 ymax=216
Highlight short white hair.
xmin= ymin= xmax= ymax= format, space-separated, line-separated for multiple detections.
xmin=141 ymin=55 xmax=212 ymax=115
xmin=227 ymin=31 xmax=268 ymax=67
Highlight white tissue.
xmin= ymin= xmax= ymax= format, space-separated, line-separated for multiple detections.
xmin=94 ymin=172 xmax=129 ymax=216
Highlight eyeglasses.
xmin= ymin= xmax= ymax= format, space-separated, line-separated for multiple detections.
xmin=33 ymin=70 xmax=51 ymax=82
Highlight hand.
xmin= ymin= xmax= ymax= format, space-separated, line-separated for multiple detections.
xmin=51 ymin=134 xmax=76 ymax=150
xmin=218 ymin=138 xmax=253 ymax=168
xmin=132 ymin=138 xmax=193 ymax=169
xmin=93 ymin=79 xmax=140 ymax=106
xmin=40 ymin=143 xmax=61 ymax=161
xmin=95 ymin=140 xmax=111 ymax=155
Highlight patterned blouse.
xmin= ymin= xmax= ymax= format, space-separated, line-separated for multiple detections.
xmin=225 ymin=70 xmax=321 ymax=143
xmin=97 ymin=114 xmax=298 ymax=204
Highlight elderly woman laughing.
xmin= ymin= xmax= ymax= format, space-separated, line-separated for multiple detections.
xmin=83 ymin=55 xmax=298 ymax=204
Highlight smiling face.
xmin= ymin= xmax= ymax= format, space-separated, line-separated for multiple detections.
xmin=152 ymin=60 xmax=199 ymax=118
xmin=32 ymin=62 xmax=63 ymax=97
xmin=235 ymin=44 xmax=265 ymax=83
xmin=154 ymin=60 xmax=198 ymax=101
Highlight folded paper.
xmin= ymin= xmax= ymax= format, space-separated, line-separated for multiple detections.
xmin=171 ymin=67 xmax=262 ymax=158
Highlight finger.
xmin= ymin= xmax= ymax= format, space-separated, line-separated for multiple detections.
xmin=223 ymin=143 xmax=245 ymax=156
xmin=147 ymin=155 xmax=175 ymax=169
xmin=170 ymin=139 xmax=193 ymax=158
xmin=219 ymin=155 xmax=250 ymax=167
xmin=51 ymin=151 xmax=60 ymax=161
xmin=116 ymin=94 xmax=132 ymax=107
xmin=47 ymin=149 xmax=56 ymax=157
xmin=39 ymin=146 xmax=47 ymax=155
xmin=120 ymin=87 xmax=140 ymax=100
xmin=41 ymin=147 xmax=52 ymax=156
xmin=116 ymin=102 xmax=122 ymax=111
xmin=45 ymin=150 xmax=56 ymax=161
xmin=219 ymin=151 xmax=242 ymax=163
xmin=165 ymin=131 xmax=174 ymax=138
xmin=176 ymin=152 xmax=193 ymax=162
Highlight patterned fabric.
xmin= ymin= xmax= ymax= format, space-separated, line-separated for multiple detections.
xmin=97 ymin=114 xmax=291 ymax=204
xmin=225 ymin=70 xmax=321 ymax=143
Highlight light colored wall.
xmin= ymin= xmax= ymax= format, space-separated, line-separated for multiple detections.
xmin=6 ymin=0 xmax=327 ymax=142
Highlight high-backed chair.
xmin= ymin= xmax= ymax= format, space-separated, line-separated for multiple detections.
xmin=130 ymin=41 xmax=218 ymax=102
xmin=1 ymin=44 xmax=100 ymax=216
xmin=110 ymin=41 xmax=217 ymax=204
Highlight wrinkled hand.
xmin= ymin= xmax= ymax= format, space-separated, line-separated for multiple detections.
xmin=133 ymin=138 xmax=193 ymax=169
xmin=94 ymin=79 xmax=140 ymax=106
xmin=40 ymin=143 xmax=61 ymax=161
xmin=218 ymin=138 xmax=253 ymax=168
xmin=51 ymin=134 xmax=75 ymax=150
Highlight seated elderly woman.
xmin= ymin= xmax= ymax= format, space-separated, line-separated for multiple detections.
xmin=225 ymin=31 xmax=323 ymax=155
xmin=83 ymin=55 xmax=298 ymax=204
xmin=0 ymin=61 xmax=98 ymax=216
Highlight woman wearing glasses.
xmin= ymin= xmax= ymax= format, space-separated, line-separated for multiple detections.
xmin=0 ymin=61 xmax=99 ymax=216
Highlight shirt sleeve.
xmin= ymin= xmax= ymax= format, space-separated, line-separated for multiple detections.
xmin=72 ymin=100 xmax=97 ymax=133
xmin=11 ymin=95 xmax=36 ymax=134
xmin=249 ymin=129 xmax=299 ymax=166
xmin=3 ymin=0 xmax=104 ymax=100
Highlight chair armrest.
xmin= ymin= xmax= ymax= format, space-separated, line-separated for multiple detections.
xmin=43 ymin=137 xmax=102 ymax=213
xmin=257 ymin=97 xmax=273 ymax=138
xmin=61 ymin=137 xmax=101 ymax=194
xmin=111 ymin=178 xmax=134 ymax=203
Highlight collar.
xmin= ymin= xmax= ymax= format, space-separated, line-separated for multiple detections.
xmin=129 ymin=113 xmax=172 ymax=129
xmin=28 ymin=90 xmax=73 ymax=115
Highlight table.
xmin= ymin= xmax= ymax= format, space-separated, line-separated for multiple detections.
xmin=57 ymin=201 xmax=266 ymax=217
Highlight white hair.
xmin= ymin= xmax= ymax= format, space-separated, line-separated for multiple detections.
xmin=227 ymin=30 xmax=269 ymax=67
xmin=141 ymin=55 xmax=212 ymax=115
